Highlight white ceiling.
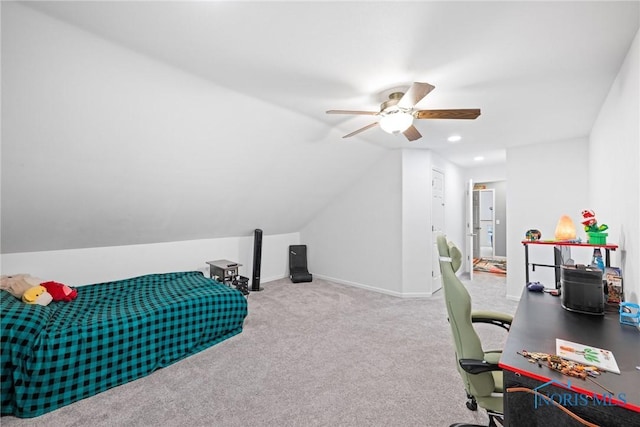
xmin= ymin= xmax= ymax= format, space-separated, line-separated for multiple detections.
xmin=2 ymin=1 xmax=639 ymax=254
xmin=23 ymin=1 xmax=640 ymax=167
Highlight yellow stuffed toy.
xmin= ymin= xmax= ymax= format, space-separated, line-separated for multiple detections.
xmin=22 ymin=285 xmax=53 ymax=306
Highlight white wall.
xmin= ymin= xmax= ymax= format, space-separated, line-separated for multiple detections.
xmin=400 ymin=150 xmax=468 ymax=294
xmin=301 ymin=150 xmax=403 ymax=295
xmin=506 ymin=138 xmax=589 ymax=300
xmin=589 ymin=28 xmax=640 ymax=304
xmin=301 ymin=148 xmax=466 ymax=297
xmin=401 ymin=150 xmax=433 ymax=296
xmin=466 ymin=163 xmax=507 ymax=184
xmin=432 ymin=153 xmax=467 ymax=268
xmin=488 ymin=30 xmax=639 ymax=303
xmin=0 ymin=232 xmax=299 ymax=287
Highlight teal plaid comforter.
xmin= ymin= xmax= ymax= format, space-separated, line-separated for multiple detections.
xmin=1 ymin=271 xmax=248 ymax=418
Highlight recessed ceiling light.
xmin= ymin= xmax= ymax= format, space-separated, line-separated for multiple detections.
xmin=473 ymin=156 xmax=484 ymax=161
xmin=447 ymin=135 xmax=462 ymax=143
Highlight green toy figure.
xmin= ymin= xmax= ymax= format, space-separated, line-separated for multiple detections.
xmin=581 ymin=209 xmax=608 ymax=233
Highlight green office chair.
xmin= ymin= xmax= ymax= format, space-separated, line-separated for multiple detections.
xmin=436 ymin=235 xmax=513 ymax=427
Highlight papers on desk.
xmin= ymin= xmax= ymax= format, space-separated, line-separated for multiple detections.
xmin=556 ymin=339 xmax=620 ymax=374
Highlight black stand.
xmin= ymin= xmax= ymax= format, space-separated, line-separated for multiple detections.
xmin=251 ymin=229 xmax=262 ymax=291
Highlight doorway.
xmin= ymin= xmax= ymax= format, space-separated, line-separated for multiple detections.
xmin=431 ymin=169 xmax=445 ymax=293
xmin=473 ymin=189 xmax=495 ymax=259
xmin=472 ymin=181 xmax=507 ymax=275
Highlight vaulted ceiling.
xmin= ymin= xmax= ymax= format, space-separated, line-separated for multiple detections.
xmin=2 ymin=1 xmax=638 ymax=253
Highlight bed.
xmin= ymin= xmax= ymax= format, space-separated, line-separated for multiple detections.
xmin=1 ymin=271 xmax=248 ymax=418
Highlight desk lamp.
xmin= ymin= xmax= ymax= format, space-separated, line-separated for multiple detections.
xmin=555 ymin=215 xmax=577 ymax=241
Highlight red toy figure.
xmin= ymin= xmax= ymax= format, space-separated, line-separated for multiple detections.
xmin=41 ymin=281 xmax=78 ymax=302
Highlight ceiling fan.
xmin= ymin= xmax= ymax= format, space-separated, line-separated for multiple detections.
xmin=326 ymin=82 xmax=480 ymax=142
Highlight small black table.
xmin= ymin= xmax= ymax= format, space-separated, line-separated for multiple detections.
xmin=499 ymin=288 xmax=640 ymax=425
xmin=206 ymin=259 xmax=242 ymax=286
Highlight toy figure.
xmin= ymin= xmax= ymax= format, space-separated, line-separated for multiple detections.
xmin=526 ymin=229 xmax=542 ymax=241
xmin=581 ymin=210 xmax=608 ymax=233
xmin=22 ymin=285 xmax=53 ymax=306
xmin=41 ymin=281 xmax=78 ymax=302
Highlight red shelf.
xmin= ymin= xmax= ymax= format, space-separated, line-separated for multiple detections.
xmin=521 ymin=240 xmax=618 ymax=250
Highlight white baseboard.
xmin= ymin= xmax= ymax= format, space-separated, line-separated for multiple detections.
xmin=260 ymin=274 xmax=288 ymax=284
xmin=313 ymin=274 xmax=434 ymax=298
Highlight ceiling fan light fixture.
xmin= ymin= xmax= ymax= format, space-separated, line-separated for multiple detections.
xmin=326 ymin=82 xmax=480 ymax=142
xmin=379 ymin=110 xmax=413 ymax=134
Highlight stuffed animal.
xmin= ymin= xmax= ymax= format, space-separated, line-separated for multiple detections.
xmin=41 ymin=281 xmax=77 ymax=302
xmin=581 ymin=210 xmax=608 ymax=233
xmin=22 ymin=285 xmax=53 ymax=306
xmin=1 ymin=274 xmax=46 ymax=299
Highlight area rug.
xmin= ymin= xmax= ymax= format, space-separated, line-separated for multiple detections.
xmin=473 ymin=257 xmax=507 ymax=275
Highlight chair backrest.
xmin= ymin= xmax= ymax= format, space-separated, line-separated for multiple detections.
xmin=289 ymin=245 xmax=308 ymax=271
xmin=436 ymin=234 xmax=496 ymax=398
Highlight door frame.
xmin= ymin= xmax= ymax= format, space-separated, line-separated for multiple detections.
xmin=431 ymin=168 xmax=445 ymax=293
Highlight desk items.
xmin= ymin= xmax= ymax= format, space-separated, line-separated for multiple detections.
xmin=606 ymin=267 xmax=624 ymax=304
xmin=526 ymin=281 xmax=562 ymax=296
xmin=521 ymin=240 xmax=618 ymax=290
xmin=525 ymin=229 xmax=541 ymax=241
xmin=556 ymin=338 xmax=620 ymax=374
xmin=526 ymin=281 xmax=545 ymax=292
xmin=560 ymin=265 xmax=605 ymax=315
xmin=554 ymin=214 xmax=577 ymax=240
xmin=502 ymin=288 xmax=640 ymax=424
xmin=515 ymin=338 xmax=622 ymax=392
xmin=620 ymin=302 xmax=640 ymax=328
xmin=581 ymin=209 xmax=609 ymax=244
xmin=517 ymin=350 xmax=599 ymax=378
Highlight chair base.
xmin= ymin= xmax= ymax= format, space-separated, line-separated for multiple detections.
xmin=290 ymin=273 xmax=313 ymax=283
xmin=466 ymin=393 xmax=478 ymax=411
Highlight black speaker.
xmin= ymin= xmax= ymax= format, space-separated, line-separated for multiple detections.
xmin=251 ymin=229 xmax=263 ymax=291
xmin=561 ymin=265 xmax=604 ymax=315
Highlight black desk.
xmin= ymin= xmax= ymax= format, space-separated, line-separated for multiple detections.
xmin=499 ymin=289 xmax=640 ymax=426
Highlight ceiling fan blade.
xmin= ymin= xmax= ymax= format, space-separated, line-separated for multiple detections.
xmin=415 ymin=109 xmax=481 ymax=120
xmin=342 ymin=122 xmax=379 ymax=138
xmin=326 ymin=110 xmax=378 ymax=115
xmin=398 ymin=82 xmax=435 ymax=109
xmin=403 ymin=125 xmax=422 ymax=142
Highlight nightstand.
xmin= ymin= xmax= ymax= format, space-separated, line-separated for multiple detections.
xmin=206 ymin=259 xmax=242 ymax=286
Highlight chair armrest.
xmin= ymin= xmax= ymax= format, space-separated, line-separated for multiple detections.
xmin=458 ymin=358 xmax=501 ymax=375
xmin=471 ymin=310 xmax=513 ymax=331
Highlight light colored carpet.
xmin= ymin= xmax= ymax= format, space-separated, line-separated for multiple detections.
xmin=1 ymin=272 xmax=517 ymax=427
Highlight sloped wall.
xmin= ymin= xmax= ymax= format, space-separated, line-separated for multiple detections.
xmin=1 ymin=2 xmax=383 ymax=254
xmin=300 ymin=150 xmax=403 ymax=295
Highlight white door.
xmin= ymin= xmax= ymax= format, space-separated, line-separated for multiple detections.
xmin=432 ymin=169 xmax=445 ymax=292
xmin=466 ymin=179 xmax=475 ymax=280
